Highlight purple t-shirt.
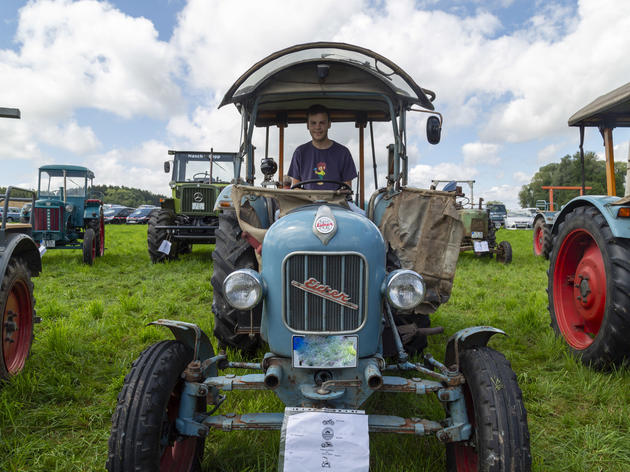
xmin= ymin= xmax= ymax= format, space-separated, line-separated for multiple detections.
xmin=287 ymin=141 xmax=358 ymax=190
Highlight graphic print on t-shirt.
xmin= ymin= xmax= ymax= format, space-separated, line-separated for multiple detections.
xmin=313 ymin=161 xmax=327 ymax=183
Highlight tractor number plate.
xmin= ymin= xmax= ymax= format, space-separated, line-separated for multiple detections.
xmin=192 ymin=202 xmax=205 ymax=210
xmin=292 ymin=335 xmax=357 ymax=369
xmin=471 ymin=231 xmax=483 ymax=239
xmin=44 ymin=240 xmax=56 ymax=248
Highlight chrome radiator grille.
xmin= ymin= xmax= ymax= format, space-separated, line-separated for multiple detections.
xmin=181 ymin=187 xmax=215 ymax=213
xmin=33 ymin=207 xmax=60 ymax=231
xmin=284 ymin=252 xmax=366 ymax=332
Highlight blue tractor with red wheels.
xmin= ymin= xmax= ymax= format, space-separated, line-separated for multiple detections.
xmin=547 ymin=82 xmax=630 ymax=369
xmin=31 ymin=165 xmax=105 ymax=265
xmin=106 ymin=42 xmax=531 ymax=471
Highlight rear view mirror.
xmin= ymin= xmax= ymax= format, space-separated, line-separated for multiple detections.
xmin=426 ymin=116 xmax=441 ymax=145
xmin=164 ymin=161 xmax=170 ymax=173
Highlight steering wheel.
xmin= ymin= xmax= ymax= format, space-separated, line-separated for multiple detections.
xmin=290 ymin=179 xmax=352 ymax=192
xmin=193 ymin=172 xmax=209 ymax=180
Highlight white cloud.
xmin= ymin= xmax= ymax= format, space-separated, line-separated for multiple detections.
xmin=462 ymin=141 xmax=501 ymax=165
xmin=537 ymin=143 xmax=561 ymax=164
xmin=513 ymin=170 xmax=531 ymax=184
xmin=408 ymin=162 xmax=478 ymax=189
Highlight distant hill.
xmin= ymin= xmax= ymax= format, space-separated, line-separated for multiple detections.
xmin=1 ymin=185 xmax=167 ymax=208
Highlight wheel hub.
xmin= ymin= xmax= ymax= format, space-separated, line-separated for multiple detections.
xmin=3 ymin=311 xmax=18 ymax=342
xmin=572 ymin=245 xmax=605 ymax=323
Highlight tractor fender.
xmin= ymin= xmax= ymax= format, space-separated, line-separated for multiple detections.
xmin=214 ymin=184 xmax=233 ymax=211
xmin=160 ymin=198 xmax=175 ymax=212
xmin=148 ymin=319 xmax=215 ymax=361
xmin=0 ymin=233 xmax=42 ymax=278
xmin=444 ymin=326 xmax=506 ymax=369
xmin=551 ymin=195 xmax=630 ymax=239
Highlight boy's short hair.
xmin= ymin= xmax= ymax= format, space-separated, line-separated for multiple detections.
xmin=306 ymin=104 xmax=330 ymax=120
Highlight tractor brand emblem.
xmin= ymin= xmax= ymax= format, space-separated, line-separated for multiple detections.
xmin=314 ymin=216 xmax=335 ymax=234
xmin=193 ymin=192 xmax=204 ymax=202
xmin=291 ymin=277 xmax=358 ymax=310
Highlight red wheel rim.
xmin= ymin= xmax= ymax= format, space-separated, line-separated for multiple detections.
xmin=99 ymin=217 xmax=105 ymax=256
xmin=534 ymin=225 xmax=543 ymax=255
xmin=452 ymin=383 xmax=478 ymax=471
xmin=553 ymin=228 xmax=606 ymax=350
xmin=2 ymin=277 xmax=33 ymax=375
xmin=159 ymin=383 xmax=199 ymax=471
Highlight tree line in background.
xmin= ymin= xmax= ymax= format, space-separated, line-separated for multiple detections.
xmin=519 ymin=151 xmax=627 ymax=208
xmin=1 ymin=185 xmax=166 ymax=208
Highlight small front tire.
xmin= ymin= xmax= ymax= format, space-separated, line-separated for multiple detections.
xmin=83 ymin=228 xmax=96 ymax=265
xmin=446 ymin=346 xmax=531 ymax=471
xmin=495 ymin=241 xmax=512 ymax=264
xmin=107 ymin=340 xmax=206 ymax=472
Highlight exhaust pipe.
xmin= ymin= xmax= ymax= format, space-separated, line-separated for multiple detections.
xmin=264 ymin=363 xmax=283 ymax=389
xmin=364 ymin=361 xmax=383 ymax=390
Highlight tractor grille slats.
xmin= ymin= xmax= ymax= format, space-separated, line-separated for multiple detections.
xmin=181 ymin=187 xmax=215 ymax=213
xmin=33 ymin=207 xmax=60 ymax=231
xmin=285 ymin=253 xmax=365 ymax=332
xmin=471 ymin=218 xmax=486 ymax=232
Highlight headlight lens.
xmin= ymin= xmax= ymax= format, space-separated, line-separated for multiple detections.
xmin=65 ymin=203 xmax=74 ymax=213
xmin=224 ymin=269 xmax=263 ymax=310
xmin=386 ymin=269 xmax=425 ymax=311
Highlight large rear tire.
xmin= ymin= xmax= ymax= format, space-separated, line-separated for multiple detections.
xmin=1 ymin=258 xmax=35 ymax=380
xmin=446 ymin=347 xmax=531 ymax=471
xmin=211 ymin=210 xmax=261 ymax=353
xmin=148 ymin=209 xmax=178 ymax=263
xmin=548 ymin=206 xmax=630 ymax=368
xmin=107 ymin=340 xmax=206 ymax=472
xmin=532 ymin=217 xmax=551 ymax=258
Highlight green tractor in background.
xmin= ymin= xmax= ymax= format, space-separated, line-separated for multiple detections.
xmin=148 ymin=150 xmax=236 ymax=263
xmin=432 ymin=179 xmax=512 ymax=263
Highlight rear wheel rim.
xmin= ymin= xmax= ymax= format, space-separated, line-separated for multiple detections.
xmin=553 ymin=228 xmax=606 ymax=350
xmin=99 ymin=218 xmax=105 ymax=255
xmin=2 ymin=277 xmax=33 ymax=374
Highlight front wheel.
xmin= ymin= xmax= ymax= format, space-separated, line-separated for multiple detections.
xmin=548 ymin=206 xmax=630 ymax=368
xmin=446 ymin=347 xmax=531 ymax=471
xmin=495 ymin=241 xmax=512 ymax=264
xmin=107 ymin=340 xmax=206 ymax=472
xmin=87 ymin=216 xmax=105 ymax=257
xmin=83 ymin=228 xmax=96 ymax=265
xmin=1 ymin=258 xmax=35 ymax=380
xmin=148 ymin=209 xmax=178 ymax=263
xmin=532 ymin=218 xmax=551 ymax=258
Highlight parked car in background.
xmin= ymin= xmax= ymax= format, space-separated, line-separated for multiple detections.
xmin=126 ymin=206 xmax=158 ymax=224
xmin=505 ymin=210 xmax=534 ymax=229
xmin=487 ymin=201 xmax=508 ymax=227
xmin=104 ymin=206 xmax=134 ymax=224
xmin=0 ymin=206 xmax=22 ymax=222
xmin=20 ymin=202 xmax=31 ymax=222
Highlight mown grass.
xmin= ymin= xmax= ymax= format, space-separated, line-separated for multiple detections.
xmin=1 ymin=225 xmax=629 ymax=471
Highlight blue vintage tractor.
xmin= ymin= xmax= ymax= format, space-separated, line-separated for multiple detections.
xmin=547 ymin=82 xmax=630 ymax=369
xmin=31 ymin=165 xmax=104 ymax=265
xmin=107 ymin=43 xmax=531 ymax=471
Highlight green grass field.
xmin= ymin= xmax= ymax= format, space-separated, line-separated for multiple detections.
xmin=1 ymin=225 xmax=629 ymax=471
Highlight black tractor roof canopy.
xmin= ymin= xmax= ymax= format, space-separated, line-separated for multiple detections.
xmin=219 ymin=42 xmax=435 ymax=126
xmin=569 ymin=81 xmax=630 ymax=128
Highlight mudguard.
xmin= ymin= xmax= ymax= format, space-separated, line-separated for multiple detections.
xmin=148 ymin=319 xmax=215 ymax=362
xmin=444 ymin=326 xmax=506 ymax=369
xmin=0 ymin=232 xmax=42 ymax=278
xmin=552 ymin=195 xmax=630 ymax=238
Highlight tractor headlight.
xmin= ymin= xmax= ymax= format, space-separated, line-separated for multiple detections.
xmin=65 ymin=203 xmax=74 ymax=213
xmin=384 ymin=269 xmax=425 ymax=311
xmin=224 ymin=269 xmax=263 ymax=310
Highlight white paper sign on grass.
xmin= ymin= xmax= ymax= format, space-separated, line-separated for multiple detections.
xmin=473 ymin=240 xmax=489 ymax=253
xmin=282 ymin=409 xmax=369 ymax=472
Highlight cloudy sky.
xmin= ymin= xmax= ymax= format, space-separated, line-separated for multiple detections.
xmin=1 ymin=0 xmax=630 ymax=210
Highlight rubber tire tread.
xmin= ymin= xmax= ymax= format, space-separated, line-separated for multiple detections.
xmin=446 ymin=346 xmax=531 ymax=472
xmin=211 ymin=210 xmax=261 ymax=353
xmin=148 ymin=209 xmax=177 ymax=263
xmin=106 ymin=340 xmax=204 ymax=472
xmin=87 ymin=218 xmax=104 ymax=257
xmin=82 ymin=228 xmax=95 ymax=265
xmin=0 ymin=257 xmax=35 ymax=380
xmin=532 ymin=218 xmax=552 ymax=259
xmin=548 ymin=205 xmax=630 ymax=368
xmin=496 ymin=241 xmax=512 ymax=264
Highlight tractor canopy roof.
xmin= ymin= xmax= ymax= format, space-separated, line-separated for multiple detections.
xmin=219 ymin=42 xmax=435 ymax=126
xmin=39 ymin=164 xmax=94 ymax=178
xmin=568 ymin=81 xmax=630 ymax=128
